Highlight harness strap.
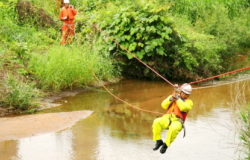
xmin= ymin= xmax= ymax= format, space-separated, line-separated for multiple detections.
xmin=177 ymin=118 xmax=186 ymax=138
xmin=169 ymin=118 xmax=172 ymax=126
xmin=168 ymin=117 xmax=186 ymax=138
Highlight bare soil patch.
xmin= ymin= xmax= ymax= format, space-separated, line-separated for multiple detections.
xmin=16 ymin=1 xmax=56 ymax=28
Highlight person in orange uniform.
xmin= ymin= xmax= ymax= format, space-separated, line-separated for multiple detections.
xmin=152 ymin=83 xmax=193 ymax=154
xmin=59 ymin=0 xmax=77 ymax=45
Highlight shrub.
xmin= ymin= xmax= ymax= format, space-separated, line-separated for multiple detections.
xmin=0 ymin=73 xmax=40 ymax=110
xmin=90 ymin=2 xmax=227 ymax=80
xmin=28 ymin=44 xmax=117 ymax=92
xmin=195 ymin=4 xmax=250 ymax=60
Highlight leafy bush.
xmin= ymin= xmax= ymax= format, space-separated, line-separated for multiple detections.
xmin=79 ymin=0 xmax=249 ymax=80
xmin=88 ymin=2 xmax=226 ymax=80
xmin=0 ymin=73 xmax=40 ymax=110
xmin=195 ymin=4 xmax=250 ymax=57
xmin=96 ymin=4 xmax=183 ymax=79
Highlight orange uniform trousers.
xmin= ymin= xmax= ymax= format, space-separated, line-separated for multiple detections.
xmin=61 ymin=22 xmax=75 ymax=45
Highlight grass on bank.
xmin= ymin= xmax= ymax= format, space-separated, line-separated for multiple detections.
xmin=0 ymin=0 xmax=119 ymax=111
xmin=0 ymin=73 xmax=40 ymax=111
xmin=28 ymin=43 xmax=118 ymax=92
xmin=230 ymin=82 xmax=250 ymax=160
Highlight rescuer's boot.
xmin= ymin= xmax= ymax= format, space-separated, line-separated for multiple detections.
xmin=160 ymin=143 xmax=168 ymax=154
xmin=153 ymin=140 xmax=163 ymax=150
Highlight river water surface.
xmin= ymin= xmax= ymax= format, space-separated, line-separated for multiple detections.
xmin=1 ymin=76 xmax=249 ymax=160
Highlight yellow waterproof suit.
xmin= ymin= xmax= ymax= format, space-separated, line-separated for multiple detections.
xmin=152 ymin=95 xmax=193 ymax=147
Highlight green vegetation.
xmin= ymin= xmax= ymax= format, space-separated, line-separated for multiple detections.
xmin=29 ymin=44 xmax=116 ymax=91
xmin=0 ymin=73 xmax=40 ymax=110
xmin=80 ymin=0 xmax=250 ymax=80
xmin=0 ymin=0 xmax=249 ymax=113
xmin=231 ymin=83 xmax=250 ymax=159
xmin=0 ymin=0 xmax=118 ymax=112
xmin=239 ymin=105 xmax=250 ymax=159
xmin=0 ymin=0 xmax=249 ymax=158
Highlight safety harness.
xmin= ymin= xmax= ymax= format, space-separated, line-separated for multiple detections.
xmin=167 ymin=99 xmax=187 ymax=138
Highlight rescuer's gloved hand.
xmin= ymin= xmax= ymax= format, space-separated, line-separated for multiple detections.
xmin=175 ymin=94 xmax=180 ymax=99
xmin=170 ymin=92 xmax=179 ymax=101
xmin=62 ymin=16 xmax=67 ymax=20
xmin=169 ymin=96 xmax=174 ymax=101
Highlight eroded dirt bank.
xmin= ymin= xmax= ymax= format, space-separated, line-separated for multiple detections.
xmin=0 ymin=110 xmax=93 ymax=141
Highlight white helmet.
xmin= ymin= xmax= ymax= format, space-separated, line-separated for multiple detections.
xmin=64 ymin=0 xmax=70 ymax=3
xmin=180 ymin=83 xmax=192 ymax=95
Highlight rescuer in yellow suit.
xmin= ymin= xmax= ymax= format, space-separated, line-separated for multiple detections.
xmin=152 ymin=83 xmax=193 ymax=154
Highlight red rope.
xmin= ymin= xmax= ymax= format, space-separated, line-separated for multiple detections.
xmin=189 ymin=66 xmax=250 ymax=84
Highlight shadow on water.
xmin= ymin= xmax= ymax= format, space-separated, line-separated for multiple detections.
xmin=0 ymin=77 xmax=249 ymax=160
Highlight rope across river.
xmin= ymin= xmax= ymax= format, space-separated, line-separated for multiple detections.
xmin=89 ymin=24 xmax=250 ymax=115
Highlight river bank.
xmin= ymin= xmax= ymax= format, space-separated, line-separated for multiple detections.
xmin=0 ymin=79 xmax=122 ymax=117
xmin=0 ymin=89 xmax=83 ymax=117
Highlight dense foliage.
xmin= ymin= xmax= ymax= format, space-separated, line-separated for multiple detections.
xmin=80 ymin=0 xmax=250 ymax=80
xmin=0 ymin=0 xmax=249 ymax=110
xmin=0 ymin=0 xmax=118 ymax=111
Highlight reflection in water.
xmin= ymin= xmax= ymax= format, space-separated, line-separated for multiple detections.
xmin=0 ymin=140 xmax=18 ymax=160
xmin=0 ymin=78 xmax=249 ymax=160
xmin=15 ymin=130 xmax=74 ymax=160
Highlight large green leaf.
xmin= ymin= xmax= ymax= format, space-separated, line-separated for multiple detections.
xmin=128 ymin=42 xmax=137 ymax=51
xmin=156 ymin=47 xmax=165 ymax=55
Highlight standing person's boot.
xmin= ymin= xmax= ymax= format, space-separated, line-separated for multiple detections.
xmin=160 ymin=143 xmax=168 ymax=154
xmin=153 ymin=140 xmax=163 ymax=150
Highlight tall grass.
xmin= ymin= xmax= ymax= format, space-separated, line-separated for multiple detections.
xmin=0 ymin=73 xmax=40 ymax=110
xmin=0 ymin=0 xmax=119 ymax=113
xmin=230 ymin=81 xmax=250 ymax=159
xmin=28 ymin=43 xmax=118 ymax=92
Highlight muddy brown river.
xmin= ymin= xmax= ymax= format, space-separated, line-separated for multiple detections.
xmin=0 ymin=76 xmax=249 ymax=160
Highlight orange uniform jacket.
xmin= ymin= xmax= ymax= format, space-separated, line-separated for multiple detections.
xmin=59 ymin=6 xmax=77 ymax=24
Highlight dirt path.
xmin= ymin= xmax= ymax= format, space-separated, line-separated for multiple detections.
xmin=0 ymin=110 xmax=93 ymax=141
